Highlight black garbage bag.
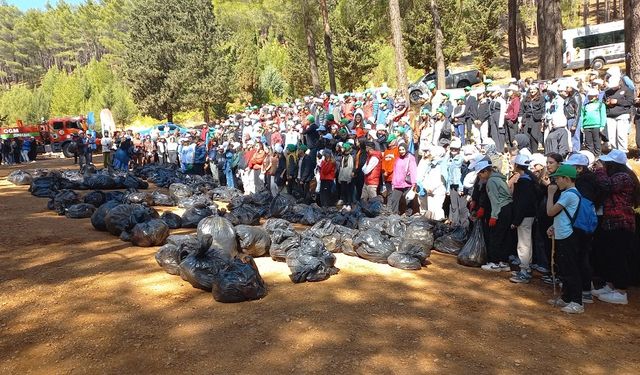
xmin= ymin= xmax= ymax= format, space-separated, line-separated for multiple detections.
xmin=151 ymin=190 xmax=175 ymax=206
xmin=122 ymin=174 xmax=148 ymax=189
xmin=388 ymin=250 xmax=424 ymax=270
xmin=197 ymin=216 xmax=238 ymax=259
xmin=385 ymin=215 xmax=407 ymax=237
xmin=360 ymin=196 xmax=385 ymax=217
xmin=179 ymin=248 xmax=228 ymax=291
xmin=457 ymin=222 xmax=487 ymax=267
xmin=294 ymin=204 xmax=324 ymax=225
xmin=156 ymin=235 xmax=201 ymax=275
xmin=83 ymin=190 xmax=106 ymax=207
xmin=60 ymin=171 xmax=87 ymax=190
xmin=354 ymin=230 xmax=396 ymax=263
xmin=263 ymin=218 xmax=294 ymax=234
xmin=105 ymin=204 xmax=157 ymax=236
xmin=181 ymin=206 xmax=214 ymax=228
xmin=308 ymin=218 xmax=337 ymax=238
xmin=91 ymin=200 xmax=120 ymax=231
xmin=65 ymin=203 xmax=96 ymax=219
xmin=210 ymin=186 xmax=243 ymax=202
xmin=177 ymin=194 xmax=213 ymax=209
xmin=104 ymin=191 xmax=126 ymax=203
xmin=50 ymin=189 xmax=80 ymax=215
xmin=30 ymin=176 xmax=60 ymax=197
xmin=269 ymin=230 xmax=300 ymax=261
xmin=358 ymin=217 xmax=387 ymax=232
xmin=160 ymin=211 xmax=182 ymax=229
xmin=269 ymin=193 xmax=296 ymax=218
xmin=126 ymin=191 xmax=153 ymax=205
xmin=225 ymin=204 xmax=261 ymax=226
xmin=131 ymin=219 xmax=170 ymax=247
xmin=434 ymin=225 xmax=468 ymax=255
xmin=286 ymin=236 xmax=339 ymax=283
xmin=120 ymin=230 xmax=132 ymax=242
xmin=235 ymin=225 xmax=271 ymax=257
xmin=7 ymin=170 xmax=33 ymax=185
xmin=399 ymin=218 xmax=435 ymax=256
xmin=211 ymin=257 xmax=267 ymax=303
xmin=330 ymin=211 xmax=361 ymax=229
xmin=84 ymin=174 xmax=117 ymax=190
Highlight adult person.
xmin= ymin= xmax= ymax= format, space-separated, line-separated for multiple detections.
xmin=167 ymin=136 xmax=179 ymax=164
xmin=505 ymin=85 xmax=521 ymax=148
xmin=101 ymin=131 xmax=113 ymax=169
xmin=423 ymin=146 xmax=447 ymax=220
xmin=604 ymin=68 xmax=634 ymax=152
xmin=318 ymin=150 xmax=336 ymax=207
xmin=443 ymin=139 xmax=467 ymax=226
xmin=20 ymin=137 xmax=31 ymax=163
xmin=193 ymin=138 xmax=207 ymax=175
xmin=389 ymin=143 xmax=417 ymax=214
xmin=179 ymin=137 xmax=195 ymax=173
xmin=474 ymin=91 xmax=491 ymax=144
xmin=463 ymin=86 xmax=478 ymax=142
xmin=113 ymin=137 xmax=134 ymax=171
xmin=157 ymin=137 xmax=167 ymax=164
xmin=337 ymin=142 xmax=355 ymax=210
xmin=520 ymin=85 xmax=545 ymax=153
xmin=488 ymin=89 xmax=507 ymax=152
xmin=248 ymin=142 xmax=267 ymax=192
xmin=361 ymin=141 xmax=381 ymax=202
xmin=591 ymin=150 xmax=640 ymax=305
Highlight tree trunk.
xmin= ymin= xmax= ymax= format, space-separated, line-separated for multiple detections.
xmin=596 ymin=0 xmax=601 ymax=22
xmin=302 ymin=0 xmax=321 ymax=95
xmin=605 ymin=0 xmax=610 ymax=21
xmin=167 ymin=112 xmax=174 ymax=124
xmin=626 ymin=0 xmax=640 ymax=87
xmin=613 ymin=0 xmax=618 ymax=18
xmin=537 ymin=0 xmax=547 ymax=79
xmin=508 ymin=0 xmax=521 ymax=79
xmin=583 ymin=0 xmax=589 ymax=25
xmin=318 ymin=0 xmax=336 ymax=94
xmin=429 ymin=0 xmax=446 ymax=89
xmin=203 ymin=104 xmax=210 ymax=124
xmin=389 ymin=0 xmax=409 ymax=102
xmin=538 ymin=0 xmax=563 ymax=79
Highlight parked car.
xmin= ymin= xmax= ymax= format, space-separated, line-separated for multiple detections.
xmin=409 ymin=69 xmax=482 ymax=103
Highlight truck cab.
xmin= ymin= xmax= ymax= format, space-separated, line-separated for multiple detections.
xmin=45 ymin=116 xmax=88 ymax=157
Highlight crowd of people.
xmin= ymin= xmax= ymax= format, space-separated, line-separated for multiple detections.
xmin=0 ymin=136 xmax=38 ymax=165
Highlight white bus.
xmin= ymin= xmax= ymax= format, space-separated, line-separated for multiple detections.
xmin=562 ymin=20 xmax=625 ymax=71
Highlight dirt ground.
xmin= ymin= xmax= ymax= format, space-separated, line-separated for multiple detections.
xmin=1 ymin=157 xmax=639 ymax=375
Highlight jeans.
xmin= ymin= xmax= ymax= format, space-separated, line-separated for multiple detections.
xmin=454 ymin=123 xmax=465 ymax=144
xmin=225 ymin=168 xmax=235 ymax=188
xmin=569 ymin=118 xmax=581 ymax=152
xmin=21 ymin=150 xmax=29 ymax=163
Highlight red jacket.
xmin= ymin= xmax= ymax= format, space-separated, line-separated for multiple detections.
xmin=364 ymin=150 xmax=382 ymax=186
xmin=320 ymin=160 xmax=336 ymax=180
xmin=506 ymin=96 xmax=521 ymax=122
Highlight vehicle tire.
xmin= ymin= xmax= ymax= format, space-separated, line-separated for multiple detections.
xmin=410 ymin=90 xmax=423 ymax=103
xmin=456 ymin=80 xmax=471 ymax=89
xmin=62 ymin=142 xmax=75 ymax=158
xmin=591 ymin=58 xmax=605 ymax=71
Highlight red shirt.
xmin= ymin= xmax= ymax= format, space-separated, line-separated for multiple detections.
xmin=320 ymin=159 xmax=336 ymax=180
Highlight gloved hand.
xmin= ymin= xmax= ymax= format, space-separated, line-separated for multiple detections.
xmin=469 ymin=201 xmax=476 ymax=211
xmin=476 ymin=207 xmax=485 ymax=219
xmin=489 ymin=217 xmax=497 ymax=227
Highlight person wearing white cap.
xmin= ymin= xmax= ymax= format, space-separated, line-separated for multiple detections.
xmin=560 ymin=80 xmax=583 ymax=152
xmin=422 ymin=146 xmax=447 ymax=220
xmin=488 ymin=88 xmax=507 ymax=151
xmin=590 ymin=149 xmax=640 ymax=305
xmin=509 ymin=153 xmax=538 ymax=284
xmin=580 ymin=88 xmax=606 ymax=156
xmin=544 ymin=111 xmax=570 ymax=156
xmin=520 ymin=84 xmax=545 ymax=152
xmin=443 ymin=138 xmax=468 ymax=226
xmin=603 ymin=68 xmax=635 ymax=153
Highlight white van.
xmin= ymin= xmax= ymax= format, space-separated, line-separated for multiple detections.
xmin=562 ymin=20 xmax=625 ymax=71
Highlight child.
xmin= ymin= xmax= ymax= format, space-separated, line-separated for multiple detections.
xmin=546 ymin=164 xmax=583 ymax=314
xmin=452 ymin=97 xmax=467 ymax=144
xmin=580 ymin=88 xmax=606 ymax=157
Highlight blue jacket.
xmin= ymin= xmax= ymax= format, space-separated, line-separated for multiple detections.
xmin=442 ymin=154 xmax=464 ymax=192
xmin=22 ymin=139 xmax=31 ymax=151
xmin=194 ymin=143 xmax=207 ymax=164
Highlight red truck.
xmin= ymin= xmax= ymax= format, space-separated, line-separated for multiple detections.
xmin=0 ymin=116 xmax=96 ymax=157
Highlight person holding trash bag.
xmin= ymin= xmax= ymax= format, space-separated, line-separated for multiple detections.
xmin=476 ymin=160 xmax=514 ymax=273
xmin=389 ymin=143 xmax=417 ymax=215
xmin=545 ymin=164 xmax=584 ymax=314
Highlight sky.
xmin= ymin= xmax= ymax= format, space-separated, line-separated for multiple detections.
xmin=6 ymin=0 xmax=86 ymax=11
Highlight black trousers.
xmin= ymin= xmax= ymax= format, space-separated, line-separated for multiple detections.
xmin=320 ymin=180 xmax=332 ymax=207
xmin=487 ymin=203 xmax=513 ymax=264
xmin=555 ymin=234 xmax=582 ymax=304
xmin=583 ymin=128 xmax=601 ymax=157
xmin=340 ymin=181 xmax=353 ymax=205
xmin=595 ymin=229 xmax=635 ymax=290
xmin=506 ymin=119 xmax=519 ymax=147
xmin=574 ymin=229 xmax=593 ymax=292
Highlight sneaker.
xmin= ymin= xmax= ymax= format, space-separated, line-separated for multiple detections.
xmin=597 ymin=290 xmax=628 ymax=305
xmin=510 ymin=271 xmax=532 ymax=284
xmin=542 ymin=275 xmax=558 ymax=285
xmin=591 ymin=285 xmax=613 ymax=296
xmin=481 ymin=262 xmax=510 ymax=272
xmin=547 ymin=298 xmax=569 ymax=307
xmin=481 ymin=262 xmax=497 ymax=271
xmin=531 ymin=264 xmax=550 ymax=274
xmin=582 ymin=292 xmax=594 ymax=304
xmin=561 ymin=302 xmax=585 ymax=314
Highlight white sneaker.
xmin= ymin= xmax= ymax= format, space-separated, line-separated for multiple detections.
xmin=597 ymin=290 xmax=628 ymax=305
xmin=547 ymin=298 xmax=569 ymax=307
xmin=481 ymin=262 xmax=497 ymax=271
xmin=481 ymin=262 xmax=510 ymax=272
xmin=561 ymin=302 xmax=585 ymax=314
xmin=591 ymin=285 xmax=613 ymax=296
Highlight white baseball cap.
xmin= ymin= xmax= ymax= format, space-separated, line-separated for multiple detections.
xmin=563 ymin=153 xmax=589 ymax=167
xmin=474 ymin=160 xmax=492 ymax=172
xmin=450 ymin=139 xmax=462 ymax=149
xmin=599 ymin=149 xmax=627 ymax=165
xmin=514 ymin=154 xmax=531 ymax=167
xmin=586 ymin=88 xmax=599 ymax=97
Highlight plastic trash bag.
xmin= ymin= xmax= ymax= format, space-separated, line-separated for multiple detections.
xmin=104 ymin=191 xmax=126 ymax=203
xmin=197 ymin=216 xmax=238 ymax=259
xmin=7 ymin=170 xmax=32 ymax=185
xmin=121 ymin=174 xmax=148 ymax=189
xmin=286 ymin=236 xmax=339 ymax=283
xmin=210 ymin=186 xmax=243 ymax=202
xmin=211 ymin=257 xmax=267 ymax=303
xmin=126 ymin=191 xmax=153 ymax=205
xmin=399 ymin=219 xmax=435 ymax=256
xmin=105 ymin=204 xmax=157 ymax=236
xmin=298 ymin=204 xmax=324 ymax=225
xmin=91 ymin=200 xmax=120 ymax=231
xmin=385 ymin=215 xmax=407 ymax=237
xmin=84 ymin=174 xmax=117 ymax=190
xmin=181 ymin=206 xmax=214 ymax=228
xmin=84 ymin=190 xmax=106 ymax=207
xmin=155 ymin=234 xmax=202 ymax=275
xmin=360 ymin=196 xmax=385 ymax=217
xmin=50 ymin=189 xmax=80 ymax=215
xmin=179 ymin=248 xmax=228 ymax=291
xmin=151 ymin=190 xmax=175 ymax=206
xmin=169 ymin=183 xmax=193 ymax=201
xmin=29 ymin=176 xmax=60 ymax=197
xmin=263 ymin=218 xmax=294 ymax=234
xmin=65 ymin=203 xmax=96 ymax=219
xmin=235 ymin=225 xmax=271 ymax=257
xmin=457 ymin=222 xmax=487 ymax=267
xmin=177 ymin=194 xmax=212 ymax=209
xmin=160 ymin=211 xmax=182 ymax=229
xmin=434 ymin=225 xmax=468 ymax=255
xmin=358 ymin=217 xmax=387 ymax=232
xmin=269 ymin=230 xmax=300 ymax=261
xmin=388 ymin=251 xmax=423 ymax=270
xmin=131 ymin=219 xmax=170 ymax=247
xmin=308 ymin=218 xmax=337 ymax=238
xmin=354 ymin=230 xmax=396 ymax=263
xmin=225 ymin=204 xmax=261 ymax=226
xmin=268 ymin=193 xmax=296 ymax=218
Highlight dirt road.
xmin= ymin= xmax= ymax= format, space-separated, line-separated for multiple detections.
xmin=1 ymin=157 xmax=639 ymax=374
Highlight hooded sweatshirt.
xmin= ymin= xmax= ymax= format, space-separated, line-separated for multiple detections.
xmin=486 ymin=170 xmax=513 ymax=219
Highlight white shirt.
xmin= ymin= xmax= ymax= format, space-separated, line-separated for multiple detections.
xmin=362 ymin=156 xmax=379 ymax=175
xmin=101 ymin=137 xmax=113 ymax=153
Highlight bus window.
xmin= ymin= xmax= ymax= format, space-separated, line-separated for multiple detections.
xmin=52 ymin=121 xmax=64 ymax=130
xmin=574 ymin=29 xmax=625 ymax=49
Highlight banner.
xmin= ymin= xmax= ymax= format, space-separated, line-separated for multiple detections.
xmin=100 ymin=108 xmax=115 ymax=134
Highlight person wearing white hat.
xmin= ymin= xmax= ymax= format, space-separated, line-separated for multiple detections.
xmin=590 ymin=149 xmax=640 ymax=305
xmin=420 ymin=146 xmax=447 ymax=219
xmin=580 ymin=87 xmax=607 ymax=156
xmin=544 ymin=111 xmax=571 ymax=156
xmin=603 ymin=68 xmax=634 ymax=153
xmin=509 ymin=153 xmax=537 ymax=284
xmin=488 ymin=88 xmax=507 ymax=151
xmin=443 ymin=138 xmax=467 ymax=226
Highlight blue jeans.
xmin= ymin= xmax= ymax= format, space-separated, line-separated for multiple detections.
xmin=225 ymin=168 xmax=235 ymax=188
xmin=21 ymin=150 xmax=29 ymax=163
xmin=569 ymin=118 xmax=581 ymax=152
xmin=455 ymin=123 xmax=465 ymax=144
